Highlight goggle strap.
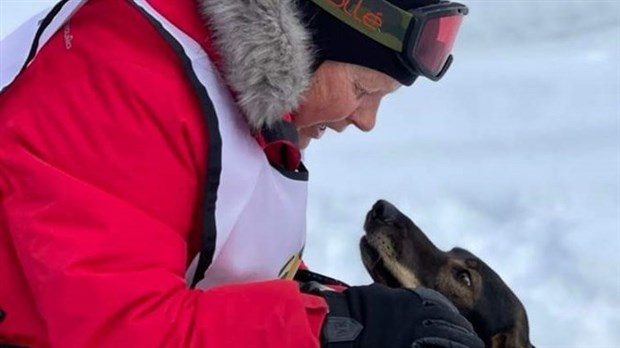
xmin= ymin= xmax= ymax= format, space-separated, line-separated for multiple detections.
xmin=308 ymin=0 xmax=412 ymax=52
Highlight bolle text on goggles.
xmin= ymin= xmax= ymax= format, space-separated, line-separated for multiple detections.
xmin=308 ymin=0 xmax=469 ymax=81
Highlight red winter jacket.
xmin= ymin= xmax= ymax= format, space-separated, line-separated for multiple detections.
xmin=0 ymin=0 xmax=327 ymax=346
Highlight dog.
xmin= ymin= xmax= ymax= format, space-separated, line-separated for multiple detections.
xmin=360 ymin=199 xmax=534 ymax=348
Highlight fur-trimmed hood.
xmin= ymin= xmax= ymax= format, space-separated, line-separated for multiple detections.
xmin=198 ymin=0 xmax=314 ymax=130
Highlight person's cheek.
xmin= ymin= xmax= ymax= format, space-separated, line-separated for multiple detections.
xmin=328 ymin=97 xmax=361 ymax=124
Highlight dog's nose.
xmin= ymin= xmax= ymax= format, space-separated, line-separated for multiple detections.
xmin=370 ymin=199 xmax=400 ymax=223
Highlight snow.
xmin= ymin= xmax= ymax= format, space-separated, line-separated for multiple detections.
xmin=2 ymin=2 xmax=619 ymax=347
xmin=304 ymin=24 xmax=620 ymax=348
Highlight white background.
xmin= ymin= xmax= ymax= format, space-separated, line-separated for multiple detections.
xmin=1 ymin=1 xmax=619 ymax=347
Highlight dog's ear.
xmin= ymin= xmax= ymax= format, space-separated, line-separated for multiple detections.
xmin=490 ymin=329 xmax=531 ymax=348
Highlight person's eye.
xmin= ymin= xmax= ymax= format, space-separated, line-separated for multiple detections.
xmin=456 ymin=270 xmax=472 ymax=287
xmin=353 ymin=83 xmax=368 ymax=98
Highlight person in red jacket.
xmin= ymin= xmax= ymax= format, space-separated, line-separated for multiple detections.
xmin=0 ymin=0 xmax=482 ymax=347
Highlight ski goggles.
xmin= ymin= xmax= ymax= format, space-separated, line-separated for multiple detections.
xmin=308 ymin=0 xmax=469 ymax=81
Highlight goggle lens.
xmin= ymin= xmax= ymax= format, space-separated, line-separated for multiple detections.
xmin=414 ymin=14 xmax=464 ymax=76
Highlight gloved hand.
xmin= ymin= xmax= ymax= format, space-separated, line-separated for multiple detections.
xmin=317 ymin=283 xmax=484 ymax=348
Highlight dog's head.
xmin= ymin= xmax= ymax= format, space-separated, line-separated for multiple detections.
xmin=360 ymin=199 xmax=534 ymax=348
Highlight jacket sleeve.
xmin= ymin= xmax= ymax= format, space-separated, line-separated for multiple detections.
xmin=0 ymin=57 xmax=327 ymax=347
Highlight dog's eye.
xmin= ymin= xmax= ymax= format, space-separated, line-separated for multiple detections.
xmin=456 ymin=271 xmax=472 ymax=287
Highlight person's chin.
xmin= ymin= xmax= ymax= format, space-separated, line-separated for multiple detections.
xmin=297 ymin=127 xmax=317 ymax=149
xmin=298 ymin=134 xmax=312 ymax=149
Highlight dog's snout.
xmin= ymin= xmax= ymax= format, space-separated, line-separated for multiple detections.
xmin=370 ymin=199 xmax=400 ymax=223
xmin=364 ymin=200 xmax=403 ymax=233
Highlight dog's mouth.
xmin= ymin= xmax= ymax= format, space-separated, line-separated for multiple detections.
xmin=360 ymin=236 xmax=404 ymax=288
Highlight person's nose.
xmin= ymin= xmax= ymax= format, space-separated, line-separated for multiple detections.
xmin=348 ymin=104 xmax=379 ymax=132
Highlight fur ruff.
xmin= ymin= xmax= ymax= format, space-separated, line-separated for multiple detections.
xmin=198 ymin=0 xmax=314 ymax=130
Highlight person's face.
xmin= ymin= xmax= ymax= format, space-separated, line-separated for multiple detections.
xmin=293 ymin=61 xmax=402 ymax=149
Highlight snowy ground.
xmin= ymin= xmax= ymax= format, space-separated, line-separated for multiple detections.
xmin=2 ymin=2 xmax=620 ymax=347
xmin=304 ymin=19 xmax=620 ymax=348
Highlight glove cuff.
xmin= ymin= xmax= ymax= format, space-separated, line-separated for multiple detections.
xmin=321 ymin=292 xmax=363 ymax=347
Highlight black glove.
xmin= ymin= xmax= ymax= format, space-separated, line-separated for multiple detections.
xmin=318 ymin=284 xmax=484 ymax=348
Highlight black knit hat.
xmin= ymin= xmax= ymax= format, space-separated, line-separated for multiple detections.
xmin=298 ymin=0 xmax=440 ymax=86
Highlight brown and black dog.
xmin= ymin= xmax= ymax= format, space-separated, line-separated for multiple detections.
xmin=360 ymin=200 xmax=534 ymax=348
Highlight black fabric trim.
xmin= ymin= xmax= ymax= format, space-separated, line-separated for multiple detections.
xmin=270 ymin=161 xmax=309 ymax=181
xmin=261 ymin=121 xmax=299 ymax=147
xmin=17 ymin=0 xmax=70 ymax=78
xmin=129 ymin=3 xmax=221 ymax=288
xmin=294 ymin=269 xmax=350 ymax=288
